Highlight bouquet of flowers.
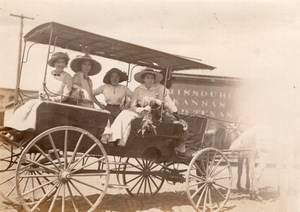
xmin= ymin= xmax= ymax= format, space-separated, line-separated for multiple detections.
xmin=137 ymin=97 xmax=162 ymax=136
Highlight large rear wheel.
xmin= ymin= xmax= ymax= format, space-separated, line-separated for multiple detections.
xmin=15 ymin=126 xmax=110 ymax=212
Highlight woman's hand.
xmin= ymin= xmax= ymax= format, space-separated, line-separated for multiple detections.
xmin=39 ymin=91 xmax=48 ymax=100
xmin=136 ymin=105 xmax=151 ymax=114
xmin=144 ymin=105 xmax=151 ymax=112
xmin=80 ymin=89 xmax=90 ymax=99
xmin=49 ymin=97 xmax=60 ymax=102
xmin=154 ymin=99 xmax=162 ymax=106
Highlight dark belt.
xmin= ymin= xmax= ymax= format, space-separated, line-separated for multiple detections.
xmin=106 ymin=104 xmax=120 ymax=106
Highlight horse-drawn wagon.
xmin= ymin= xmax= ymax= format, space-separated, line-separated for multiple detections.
xmin=0 ymin=22 xmax=235 ymax=212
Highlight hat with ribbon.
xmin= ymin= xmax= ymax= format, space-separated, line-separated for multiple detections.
xmin=70 ymin=53 xmax=102 ymax=76
xmin=134 ymin=68 xmax=163 ymax=84
xmin=48 ymin=52 xmax=70 ymax=67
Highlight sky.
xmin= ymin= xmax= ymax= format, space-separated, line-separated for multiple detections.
xmin=0 ymin=0 xmax=300 ymax=122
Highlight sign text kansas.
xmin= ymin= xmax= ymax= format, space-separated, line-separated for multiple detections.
xmin=170 ymin=81 xmax=241 ymax=121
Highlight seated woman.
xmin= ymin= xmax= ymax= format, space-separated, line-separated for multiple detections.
xmin=157 ymin=70 xmax=181 ymax=121
xmin=70 ymin=53 xmax=101 ymax=108
xmin=40 ymin=52 xmax=73 ymax=102
xmin=4 ymin=52 xmax=73 ymax=132
xmin=101 ymin=68 xmax=169 ymax=145
xmin=93 ymin=68 xmax=133 ymax=123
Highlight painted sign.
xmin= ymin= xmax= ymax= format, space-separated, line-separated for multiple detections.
xmin=169 ymin=74 xmax=249 ymax=122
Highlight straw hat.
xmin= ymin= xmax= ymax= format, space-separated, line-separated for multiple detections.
xmin=70 ymin=54 xmax=101 ymax=76
xmin=134 ymin=68 xmax=163 ymax=84
xmin=48 ymin=52 xmax=70 ymax=67
xmin=103 ymin=68 xmax=128 ymax=84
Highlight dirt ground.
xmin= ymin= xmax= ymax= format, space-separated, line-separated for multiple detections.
xmin=1 ymin=161 xmax=299 ymax=212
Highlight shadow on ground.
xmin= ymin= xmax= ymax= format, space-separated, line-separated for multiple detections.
xmin=5 ymin=188 xmax=280 ymax=212
xmin=230 ymin=187 xmax=279 ymax=202
xmin=12 ymin=192 xmax=191 ymax=212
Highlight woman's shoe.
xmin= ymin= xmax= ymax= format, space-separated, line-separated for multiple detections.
xmin=100 ymin=134 xmax=109 ymax=144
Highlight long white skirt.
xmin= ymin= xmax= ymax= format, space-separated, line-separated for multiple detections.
xmin=5 ymin=99 xmax=43 ymax=131
xmin=108 ymin=109 xmax=138 ymax=146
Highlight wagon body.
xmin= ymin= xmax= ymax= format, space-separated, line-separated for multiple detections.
xmin=23 ymin=101 xmax=184 ymax=161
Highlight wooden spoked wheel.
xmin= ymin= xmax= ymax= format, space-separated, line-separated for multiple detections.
xmin=15 ymin=126 xmax=110 ymax=212
xmin=186 ymin=148 xmax=232 ymax=212
xmin=0 ymin=143 xmax=22 ymax=204
xmin=122 ymin=158 xmax=165 ymax=197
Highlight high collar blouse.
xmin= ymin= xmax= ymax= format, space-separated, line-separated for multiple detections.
xmin=46 ymin=70 xmax=73 ymax=99
xmin=73 ymin=72 xmax=93 ymax=101
xmin=93 ymin=84 xmax=133 ymax=105
xmin=132 ymin=84 xmax=164 ymax=106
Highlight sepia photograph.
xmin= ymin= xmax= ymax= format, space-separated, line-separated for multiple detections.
xmin=0 ymin=0 xmax=299 ymax=211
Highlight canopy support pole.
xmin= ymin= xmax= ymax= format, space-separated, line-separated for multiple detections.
xmin=123 ymin=63 xmax=131 ymax=106
xmin=126 ymin=63 xmax=131 ymax=85
xmin=42 ymin=24 xmax=54 ymax=94
xmin=160 ymin=66 xmax=172 ymax=121
xmin=15 ymin=41 xmax=28 ymax=106
xmin=10 ymin=13 xmax=34 ymax=105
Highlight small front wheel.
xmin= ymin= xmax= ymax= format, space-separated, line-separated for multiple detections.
xmin=122 ymin=158 xmax=164 ymax=197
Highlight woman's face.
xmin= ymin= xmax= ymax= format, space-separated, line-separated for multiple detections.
xmin=143 ymin=74 xmax=155 ymax=87
xmin=110 ymin=72 xmax=120 ymax=85
xmin=54 ymin=59 xmax=66 ymax=72
xmin=81 ymin=60 xmax=92 ymax=75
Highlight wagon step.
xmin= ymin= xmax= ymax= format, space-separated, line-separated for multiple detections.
xmin=108 ymin=184 xmax=130 ymax=189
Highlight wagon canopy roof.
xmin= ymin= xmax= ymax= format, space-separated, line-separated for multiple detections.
xmin=24 ymin=22 xmax=215 ymax=71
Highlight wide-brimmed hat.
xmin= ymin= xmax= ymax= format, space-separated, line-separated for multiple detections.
xmin=134 ymin=68 xmax=163 ymax=84
xmin=70 ymin=54 xmax=102 ymax=76
xmin=48 ymin=52 xmax=70 ymax=67
xmin=103 ymin=68 xmax=128 ymax=84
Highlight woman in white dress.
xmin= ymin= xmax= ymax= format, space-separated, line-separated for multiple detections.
xmin=5 ymin=52 xmax=73 ymax=131
xmin=40 ymin=52 xmax=73 ymax=102
xmin=93 ymin=68 xmax=133 ymax=123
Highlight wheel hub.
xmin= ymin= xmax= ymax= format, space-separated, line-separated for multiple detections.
xmin=143 ymin=168 xmax=151 ymax=176
xmin=206 ymin=177 xmax=215 ymax=184
xmin=60 ymin=171 xmax=71 ymax=182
